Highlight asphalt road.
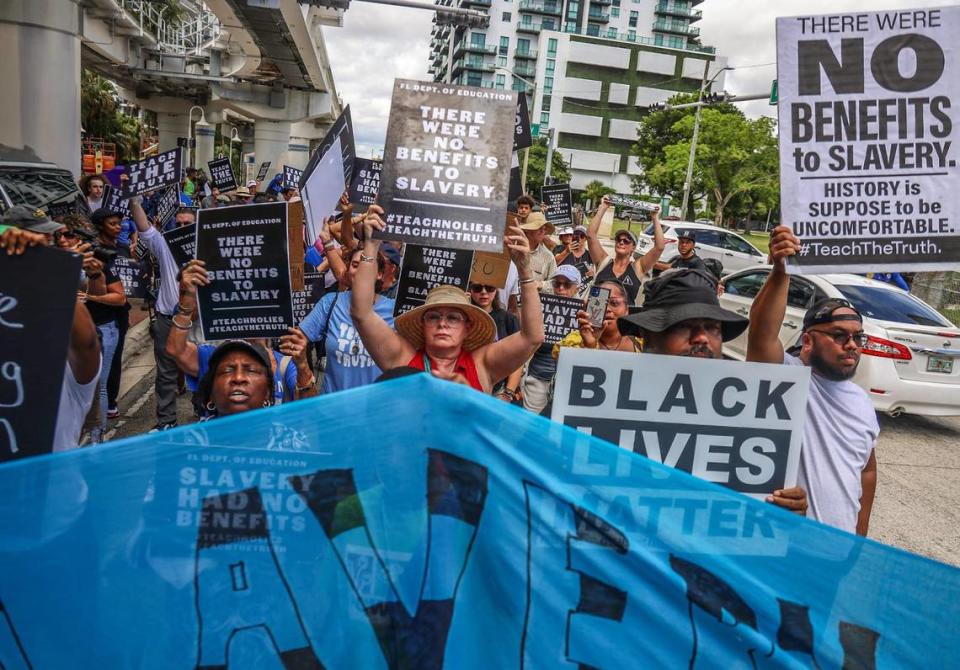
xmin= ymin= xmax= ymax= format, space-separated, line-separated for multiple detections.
xmin=102 ymin=356 xmax=960 ymax=568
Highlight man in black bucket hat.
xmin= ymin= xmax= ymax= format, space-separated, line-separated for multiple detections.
xmin=617 ymin=266 xmax=808 ymax=515
xmin=618 ymin=268 xmax=747 ymax=358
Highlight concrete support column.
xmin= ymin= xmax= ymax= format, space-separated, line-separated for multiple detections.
xmin=157 ymin=113 xmax=188 ymax=154
xmin=286 ymin=136 xmax=311 ymax=172
xmin=194 ymin=120 xmax=216 ymax=170
xmin=0 ymin=0 xmax=81 ymax=175
xmin=254 ymin=120 xmax=291 ymax=182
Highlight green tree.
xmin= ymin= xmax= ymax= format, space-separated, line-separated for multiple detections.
xmin=580 ymin=179 xmax=615 ymax=208
xmin=81 ymin=70 xmax=144 ymax=163
xmin=522 ymin=137 xmax=570 ymax=196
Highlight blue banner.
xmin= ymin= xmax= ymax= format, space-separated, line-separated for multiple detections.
xmin=0 ymin=375 xmax=957 ymax=668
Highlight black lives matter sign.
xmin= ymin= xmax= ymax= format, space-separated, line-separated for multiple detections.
xmin=196 ymin=202 xmax=293 ymax=340
xmin=377 ymin=80 xmax=515 ymax=253
xmin=393 ymin=244 xmax=474 ymax=316
xmin=208 ymin=157 xmax=237 ymax=192
xmin=123 ymin=148 xmax=183 ymax=198
xmin=349 ymin=158 xmax=381 ymax=207
xmin=778 ymin=7 xmax=960 ymax=273
xmin=0 ymin=246 xmax=81 ymax=461
xmin=539 ymin=294 xmax=581 ymax=345
xmin=552 ymin=349 xmax=810 ymax=496
xmin=541 ymin=183 xmax=573 ymax=228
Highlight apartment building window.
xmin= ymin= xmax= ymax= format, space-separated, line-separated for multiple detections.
xmin=612 ymin=0 xmax=620 ymax=6
xmin=628 ymin=10 xmax=637 ymax=27
xmin=545 ymin=59 xmax=555 ymax=73
xmin=542 ymin=18 xmax=555 ymax=29
xmin=611 ymin=7 xmax=619 ymax=17
xmin=541 ymin=96 xmax=551 ymax=111
xmin=471 ymin=32 xmax=486 ymax=46
xmin=500 ymin=36 xmax=509 ymax=54
xmin=586 ymin=23 xmax=599 ymax=36
xmin=498 ymin=55 xmax=507 ymax=67
xmin=502 ymin=12 xmax=511 ymax=21
xmin=517 ymin=38 xmax=530 ymax=54
xmin=544 ymin=76 xmax=554 ymax=92
xmin=541 ymin=112 xmax=550 ymax=125
xmin=627 ymin=30 xmax=636 ymax=41
xmin=547 ymin=38 xmax=558 ymax=55
xmin=467 ymin=73 xmax=482 ymax=86
xmin=496 ymin=74 xmax=506 ymax=89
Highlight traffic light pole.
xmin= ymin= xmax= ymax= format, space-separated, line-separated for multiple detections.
xmin=680 ymin=61 xmax=710 ymax=219
xmin=543 ymin=127 xmax=556 ymax=186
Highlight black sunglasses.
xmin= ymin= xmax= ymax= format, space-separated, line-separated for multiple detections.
xmin=469 ymin=284 xmax=496 ymax=293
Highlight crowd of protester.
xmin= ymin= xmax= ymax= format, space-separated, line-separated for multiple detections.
xmin=0 ymin=163 xmax=879 ymax=539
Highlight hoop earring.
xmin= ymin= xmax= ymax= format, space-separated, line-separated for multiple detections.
xmin=262 ymin=400 xmax=270 ymax=408
xmin=205 ymin=401 xmax=215 ymax=411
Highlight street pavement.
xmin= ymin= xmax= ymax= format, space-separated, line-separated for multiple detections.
xmin=101 ymin=327 xmax=960 ymax=569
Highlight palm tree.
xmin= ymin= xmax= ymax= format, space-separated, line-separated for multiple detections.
xmin=581 ymin=179 xmax=615 ymax=209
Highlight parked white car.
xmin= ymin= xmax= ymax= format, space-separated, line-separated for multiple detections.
xmin=719 ymin=266 xmax=960 ymax=417
xmin=635 ymin=220 xmax=766 ymax=275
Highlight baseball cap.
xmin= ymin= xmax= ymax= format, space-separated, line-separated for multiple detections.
xmin=573 ymin=225 xmax=588 ymax=236
xmin=380 ymin=245 xmax=402 ymax=266
xmin=803 ymin=298 xmax=863 ymax=330
xmin=551 ymin=265 xmax=582 ymax=285
xmin=615 ymin=229 xmax=638 ymax=244
xmin=677 ymin=230 xmax=696 ymax=242
xmin=557 ymin=226 xmax=574 ymax=236
xmin=246 ymin=179 xmax=258 ymax=188
xmin=197 ymin=340 xmax=273 ymax=407
xmin=3 ymin=205 xmax=63 ymax=234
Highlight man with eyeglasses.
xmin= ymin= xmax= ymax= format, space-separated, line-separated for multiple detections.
xmin=746 ymin=225 xmax=879 ymax=536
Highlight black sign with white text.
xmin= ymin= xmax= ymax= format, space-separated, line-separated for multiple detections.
xmin=0 ymin=246 xmax=81 ymax=461
xmin=777 ymin=7 xmax=960 ymax=273
xmin=348 ymin=158 xmax=381 ymax=208
xmin=539 ymin=293 xmax=582 ymax=345
xmin=155 ymin=186 xmax=181 ymax=230
xmin=514 ymin=94 xmax=532 ymax=151
xmin=377 ymin=80 xmax=515 ymax=253
xmin=207 ymin=157 xmax=237 ymax=192
xmin=283 ymin=165 xmax=303 ymax=189
xmin=541 ymin=183 xmax=573 ymax=228
xmin=300 ymin=106 xmax=355 ymax=190
xmin=196 ymin=202 xmax=293 ymax=340
xmin=393 ymin=244 xmax=474 ymax=316
xmin=111 ymin=255 xmax=150 ymax=299
xmin=552 ymin=349 xmax=810 ymax=495
xmin=162 ymin=223 xmax=197 ymax=270
xmin=256 ymin=161 xmax=271 ymax=182
xmin=292 ymin=271 xmax=322 ymax=324
xmin=123 ymin=148 xmax=183 ymax=198
xmin=105 ymin=189 xmax=131 ymax=220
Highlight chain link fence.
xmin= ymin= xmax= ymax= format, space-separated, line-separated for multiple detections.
xmin=910 ymin=272 xmax=960 ymax=326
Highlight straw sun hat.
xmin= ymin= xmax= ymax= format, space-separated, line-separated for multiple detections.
xmin=394 ymin=285 xmax=496 ymax=352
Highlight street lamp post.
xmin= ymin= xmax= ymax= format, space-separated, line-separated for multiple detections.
xmin=680 ymin=64 xmax=734 ymax=218
xmin=229 ymin=126 xmax=241 ymax=176
xmin=187 ymin=105 xmax=205 ymax=167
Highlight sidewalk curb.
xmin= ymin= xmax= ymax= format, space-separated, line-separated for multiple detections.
xmin=122 ymin=317 xmax=152 ymax=367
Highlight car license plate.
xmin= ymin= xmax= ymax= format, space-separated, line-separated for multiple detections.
xmin=926 ymin=355 xmax=954 ymax=374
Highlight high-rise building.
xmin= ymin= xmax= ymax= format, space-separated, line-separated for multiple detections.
xmin=428 ymin=0 xmax=727 ymax=193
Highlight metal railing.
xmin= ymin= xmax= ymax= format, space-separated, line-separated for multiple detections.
xmin=118 ymin=0 xmax=221 ymax=56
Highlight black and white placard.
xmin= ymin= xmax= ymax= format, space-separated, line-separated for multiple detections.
xmin=377 ymin=80 xmax=515 ymax=253
xmin=552 ymin=349 xmax=810 ymax=496
xmin=291 ymin=271 xmax=323 ymax=324
xmin=105 ymin=189 xmax=132 ymax=220
xmin=155 ymin=186 xmax=181 ymax=230
xmin=207 ymin=157 xmax=237 ymax=192
xmin=541 ymin=183 xmax=573 ymax=228
xmin=392 ymin=244 xmax=474 ymax=316
xmin=195 ymin=202 xmax=293 ymax=340
xmin=111 ymin=255 xmax=150 ymax=299
xmin=283 ymin=165 xmax=303 ymax=189
xmin=514 ymin=93 xmax=532 ymax=152
xmin=300 ymin=106 xmax=355 ymax=190
xmin=162 ymin=223 xmax=197 ymax=270
xmin=778 ymin=7 xmax=960 ymax=273
xmin=256 ymin=161 xmax=272 ymax=183
xmin=122 ymin=148 xmax=183 ymax=198
xmin=348 ymin=158 xmax=381 ymax=207
xmin=0 ymin=246 xmax=81 ymax=461
xmin=539 ymin=293 xmax=582 ymax=345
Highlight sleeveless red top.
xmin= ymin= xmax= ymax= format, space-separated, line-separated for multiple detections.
xmin=408 ymin=350 xmax=483 ymax=392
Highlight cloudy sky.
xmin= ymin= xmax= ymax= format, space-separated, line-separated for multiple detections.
xmin=323 ymin=0 xmax=954 ymax=156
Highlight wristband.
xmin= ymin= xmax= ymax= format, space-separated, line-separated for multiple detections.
xmin=518 ymin=277 xmax=536 ymax=285
xmin=176 ymin=302 xmax=194 ymax=315
xmin=172 ymin=316 xmax=192 ymax=330
xmin=359 ymin=252 xmax=377 ymax=263
xmin=296 ymin=377 xmax=316 ymax=393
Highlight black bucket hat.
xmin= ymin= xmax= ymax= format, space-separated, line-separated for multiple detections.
xmin=197 ymin=340 xmax=273 ymax=408
xmin=618 ymin=268 xmax=748 ymax=342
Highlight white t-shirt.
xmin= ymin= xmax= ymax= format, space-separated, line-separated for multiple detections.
xmin=785 ymin=354 xmax=879 ymax=533
xmin=53 ymin=360 xmax=101 ymax=453
xmin=139 ymin=226 xmax=180 ymax=315
xmin=498 ymin=261 xmax=520 ymax=309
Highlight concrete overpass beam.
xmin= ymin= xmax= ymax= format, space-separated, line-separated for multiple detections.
xmin=0 ymin=0 xmax=81 ymax=175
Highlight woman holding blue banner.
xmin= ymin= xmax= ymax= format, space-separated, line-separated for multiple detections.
xmin=351 ymin=206 xmax=544 ymax=393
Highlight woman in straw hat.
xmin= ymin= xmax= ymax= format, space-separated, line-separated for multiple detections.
xmin=351 ymin=205 xmax=544 ymax=393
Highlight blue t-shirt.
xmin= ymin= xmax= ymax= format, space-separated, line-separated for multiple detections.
xmin=187 ymin=344 xmax=297 ymax=404
xmin=299 ymin=290 xmax=396 ymax=394
xmin=117 ymin=218 xmax=137 ymax=246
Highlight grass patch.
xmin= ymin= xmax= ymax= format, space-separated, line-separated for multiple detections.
xmin=941 ymin=308 xmax=960 ymax=327
xmin=742 ymin=231 xmax=771 ymax=255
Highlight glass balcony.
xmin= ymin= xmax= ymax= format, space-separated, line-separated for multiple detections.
xmin=514 ymin=48 xmax=539 ymax=60
xmin=653 ymin=18 xmax=699 ymax=37
xmin=454 ymin=41 xmax=497 ymax=57
xmin=518 ymin=0 xmax=561 ymax=15
xmin=655 ymin=3 xmax=703 ymax=21
xmin=587 ymin=10 xmax=610 ymax=21
xmin=516 ymin=21 xmax=542 ymax=33
xmin=513 ymin=65 xmax=537 ymax=78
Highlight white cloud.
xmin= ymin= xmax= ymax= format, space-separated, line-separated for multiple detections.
xmin=323 ymin=4 xmax=432 ymax=158
xmin=699 ymin=0 xmax=958 ymax=120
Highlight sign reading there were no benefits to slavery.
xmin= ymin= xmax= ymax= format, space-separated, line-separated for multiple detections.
xmin=377 ymin=79 xmax=515 ymax=253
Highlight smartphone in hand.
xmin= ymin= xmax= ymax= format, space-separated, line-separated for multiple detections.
xmin=586 ymin=286 xmax=610 ymax=329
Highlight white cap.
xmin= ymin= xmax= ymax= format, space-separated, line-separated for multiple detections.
xmin=246 ymin=179 xmax=258 ymax=188
xmin=551 ymin=265 xmax=582 ymax=285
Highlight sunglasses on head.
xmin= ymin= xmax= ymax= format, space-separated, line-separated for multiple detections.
xmin=469 ymin=284 xmax=496 ymax=293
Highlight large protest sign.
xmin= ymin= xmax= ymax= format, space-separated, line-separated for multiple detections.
xmin=301 ymin=136 xmax=346 ymax=246
xmin=553 ymin=348 xmax=810 ymax=496
xmin=105 ymin=188 xmax=131 ymax=220
xmin=195 ymin=202 xmax=293 ymax=340
xmin=377 ymin=80 xmax=515 ymax=253
xmin=256 ymin=161 xmax=272 ymax=183
xmin=154 ymin=185 xmax=181 ymax=230
xmin=777 ymin=7 xmax=960 ymax=273
xmin=393 ymin=244 xmax=474 ymax=316
xmin=514 ymin=93 xmax=532 ymax=151
xmin=207 ymin=157 xmax=237 ymax=192
xmin=0 ymin=375 xmax=957 ymax=668
xmin=283 ymin=165 xmax=303 ymax=189
xmin=541 ymin=183 xmax=573 ymax=228
xmin=111 ymin=255 xmax=149 ymax=299
xmin=348 ymin=158 xmax=381 ymax=208
xmin=299 ymin=105 xmax=355 ymax=189
xmin=122 ymin=148 xmax=183 ymax=198
xmin=0 ymin=246 xmax=81 ymax=461
xmin=539 ymin=293 xmax=582 ymax=345
xmin=162 ymin=223 xmax=196 ymax=269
